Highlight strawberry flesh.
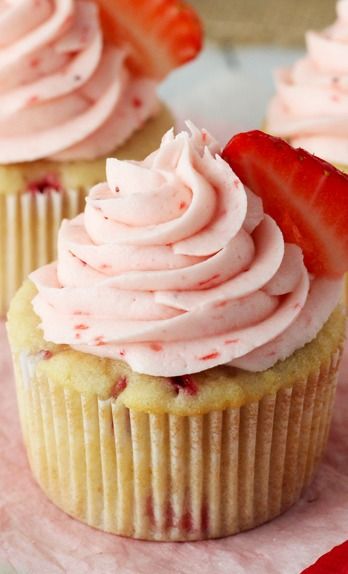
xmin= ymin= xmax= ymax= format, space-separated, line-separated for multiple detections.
xmin=222 ymin=131 xmax=348 ymax=277
xmin=171 ymin=375 xmax=198 ymax=395
xmin=110 ymin=375 xmax=128 ymax=398
xmin=96 ymin=0 xmax=203 ymax=79
xmin=27 ymin=173 xmax=62 ymax=194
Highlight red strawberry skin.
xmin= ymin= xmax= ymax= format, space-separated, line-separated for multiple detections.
xmin=300 ymin=540 xmax=348 ymax=573
xmin=222 ymin=131 xmax=348 ymax=277
xmin=96 ymin=0 xmax=203 ymax=79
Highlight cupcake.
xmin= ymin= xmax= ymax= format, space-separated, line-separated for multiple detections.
xmin=0 ymin=0 xmax=202 ymax=315
xmin=7 ymin=126 xmax=347 ymax=541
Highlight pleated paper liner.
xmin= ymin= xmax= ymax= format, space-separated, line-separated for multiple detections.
xmin=13 ymin=347 xmax=342 ymax=542
xmin=0 ymin=188 xmax=85 ymax=316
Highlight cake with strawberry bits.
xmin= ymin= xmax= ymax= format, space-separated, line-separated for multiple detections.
xmin=7 ymin=125 xmax=347 ymax=541
xmin=0 ymin=0 xmax=202 ymax=315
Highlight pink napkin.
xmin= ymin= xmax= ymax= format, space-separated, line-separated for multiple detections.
xmin=0 ymin=320 xmax=347 ymax=574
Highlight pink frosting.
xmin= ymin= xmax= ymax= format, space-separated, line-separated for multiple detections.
xmin=266 ymin=0 xmax=348 ymax=164
xmin=0 ymin=0 xmax=159 ymax=163
xmin=30 ymin=123 xmax=342 ymax=377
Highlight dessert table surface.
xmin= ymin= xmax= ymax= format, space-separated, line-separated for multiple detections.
xmin=1 ymin=45 xmax=347 ymax=574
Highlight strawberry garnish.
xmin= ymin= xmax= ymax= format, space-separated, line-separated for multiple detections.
xmin=96 ymin=0 xmax=203 ymax=79
xmin=300 ymin=540 xmax=348 ymax=573
xmin=222 ymin=131 xmax=348 ymax=277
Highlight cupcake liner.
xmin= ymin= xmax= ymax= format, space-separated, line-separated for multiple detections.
xmin=13 ymin=347 xmax=342 ymax=541
xmin=0 ymin=188 xmax=85 ymax=315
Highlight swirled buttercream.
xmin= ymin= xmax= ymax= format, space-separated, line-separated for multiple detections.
xmin=0 ymin=0 xmax=159 ymax=163
xmin=266 ymin=0 xmax=348 ymax=165
xmin=30 ymin=123 xmax=342 ymax=377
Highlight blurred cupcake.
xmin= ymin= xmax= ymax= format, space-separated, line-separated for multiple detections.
xmin=0 ymin=0 xmax=202 ymax=314
xmin=266 ymin=0 xmax=348 ymax=165
xmin=7 ymin=126 xmax=347 ymax=541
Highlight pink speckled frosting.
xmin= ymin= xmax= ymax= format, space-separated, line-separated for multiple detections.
xmin=0 ymin=0 xmax=159 ymax=163
xmin=266 ymin=0 xmax=348 ymax=165
xmin=30 ymin=124 xmax=342 ymax=377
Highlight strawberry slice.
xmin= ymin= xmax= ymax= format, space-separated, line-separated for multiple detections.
xmin=96 ymin=0 xmax=203 ymax=79
xmin=300 ymin=540 xmax=348 ymax=573
xmin=222 ymin=131 xmax=348 ymax=277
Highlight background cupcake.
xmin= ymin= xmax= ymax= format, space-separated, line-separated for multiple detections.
xmin=265 ymin=0 xmax=348 ymax=166
xmin=7 ymin=126 xmax=347 ymax=541
xmin=0 ymin=0 xmax=202 ymax=315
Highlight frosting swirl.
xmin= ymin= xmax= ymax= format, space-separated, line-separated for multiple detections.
xmin=0 ymin=0 xmax=159 ymax=163
xmin=31 ymin=123 xmax=342 ymax=377
xmin=266 ymin=0 xmax=348 ymax=165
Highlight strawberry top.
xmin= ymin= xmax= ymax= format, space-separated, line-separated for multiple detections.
xmin=95 ymin=0 xmax=203 ymax=79
xmin=222 ymin=131 xmax=348 ymax=277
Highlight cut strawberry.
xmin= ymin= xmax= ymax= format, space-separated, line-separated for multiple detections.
xmin=222 ymin=131 xmax=348 ymax=277
xmin=96 ymin=0 xmax=203 ymax=79
xmin=300 ymin=540 xmax=348 ymax=573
